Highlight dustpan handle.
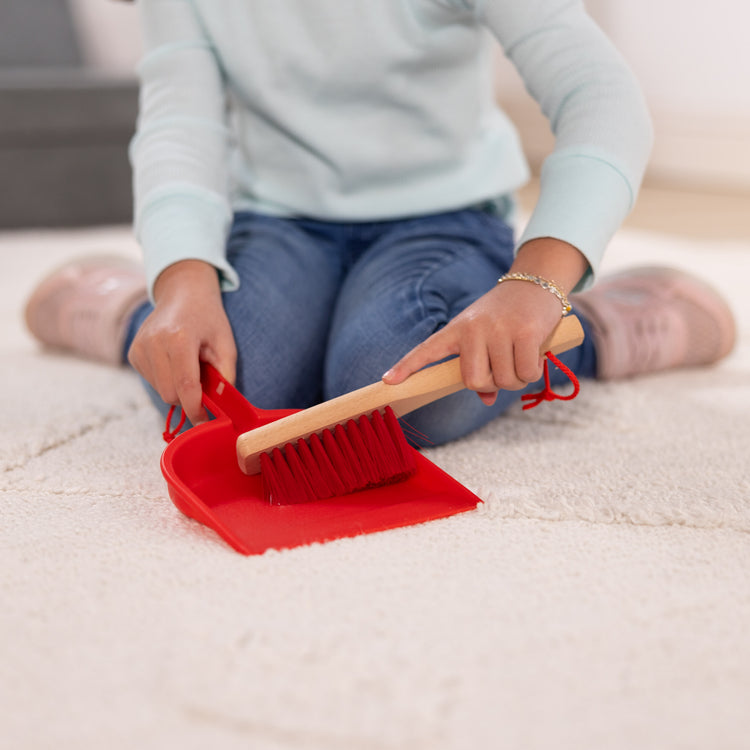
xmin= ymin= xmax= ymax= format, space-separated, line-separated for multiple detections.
xmin=163 ymin=364 xmax=263 ymax=443
xmin=199 ymin=362 xmax=277 ymax=432
xmin=199 ymin=363 xmax=247 ymax=426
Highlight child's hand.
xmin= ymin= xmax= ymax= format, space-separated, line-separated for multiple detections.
xmin=127 ymin=260 xmax=237 ymax=426
xmin=382 ymin=238 xmax=588 ymax=405
xmin=382 ymin=280 xmax=564 ymax=405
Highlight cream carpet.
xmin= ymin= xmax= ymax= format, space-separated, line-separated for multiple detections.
xmin=2 ymin=223 xmax=749 ymax=750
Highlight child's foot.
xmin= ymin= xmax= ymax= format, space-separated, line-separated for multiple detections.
xmin=571 ymin=267 xmax=736 ymax=379
xmin=24 ymin=256 xmax=148 ymax=365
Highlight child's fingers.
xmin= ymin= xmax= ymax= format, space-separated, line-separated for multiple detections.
xmin=382 ymin=328 xmax=456 ymax=385
xmin=168 ymin=345 xmax=209 ymax=426
xmin=383 ymin=322 xmax=544 ymax=395
xmin=512 ymin=337 xmax=546 ymax=385
xmin=478 ymin=391 xmax=499 ymax=406
xmin=199 ymin=327 xmax=237 ymax=387
xmin=457 ymin=332 xmax=496 ymax=393
xmin=486 ymin=338 xmax=524 ymax=392
xmin=465 ymin=334 xmax=530 ymax=394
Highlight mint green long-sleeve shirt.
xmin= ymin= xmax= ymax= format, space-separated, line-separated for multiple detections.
xmin=130 ymin=0 xmax=653 ymax=297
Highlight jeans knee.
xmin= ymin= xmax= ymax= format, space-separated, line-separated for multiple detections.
xmin=401 ymin=388 xmax=520 ymax=447
xmin=324 ymin=342 xmax=388 ymax=400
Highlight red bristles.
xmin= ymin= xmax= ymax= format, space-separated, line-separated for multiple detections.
xmin=261 ymin=406 xmax=418 ymax=505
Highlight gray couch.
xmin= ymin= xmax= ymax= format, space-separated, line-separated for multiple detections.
xmin=0 ymin=1 xmax=138 ymax=228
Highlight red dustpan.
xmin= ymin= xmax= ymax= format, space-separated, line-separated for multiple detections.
xmin=161 ymin=363 xmax=482 ymax=555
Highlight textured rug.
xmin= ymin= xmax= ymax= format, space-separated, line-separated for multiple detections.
xmin=2 ymin=223 xmax=749 ymax=750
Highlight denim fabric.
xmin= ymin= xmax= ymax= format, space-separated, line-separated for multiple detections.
xmin=126 ymin=208 xmax=597 ymax=446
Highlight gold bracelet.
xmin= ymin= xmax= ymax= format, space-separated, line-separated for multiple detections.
xmin=497 ymin=273 xmax=572 ymax=317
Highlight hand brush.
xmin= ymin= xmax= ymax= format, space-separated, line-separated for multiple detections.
xmin=237 ymin=314 xmax=584 ymax=504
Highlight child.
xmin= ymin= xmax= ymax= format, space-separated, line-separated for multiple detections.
xmin=25 ymin=0 xmax=735 ymax=446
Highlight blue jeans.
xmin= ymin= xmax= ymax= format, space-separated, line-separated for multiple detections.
xmin=126 ymin=207 xmax=597 ymax=446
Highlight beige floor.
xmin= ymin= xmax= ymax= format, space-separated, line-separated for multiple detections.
xmin=4 ymin=217 xmax=749 ymax=750
xmin=519 ymin=179 xmax=750 ymax=241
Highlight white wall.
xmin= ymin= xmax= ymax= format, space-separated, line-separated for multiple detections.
xmin=600 ymin=1 xmax=750 ymax=121
xmin=597 ymin=0 xmax=750 ymax=190
xmin=495 ymin=0 xmax=750 ymax=191
xmin=67 ymin=0 xmax=141 ymax=75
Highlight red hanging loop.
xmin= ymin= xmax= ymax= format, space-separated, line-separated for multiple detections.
xmin=521 ymin=351 xmax=580 ymax=410
xmin=163 ymin=405 xmax=187 ymax=443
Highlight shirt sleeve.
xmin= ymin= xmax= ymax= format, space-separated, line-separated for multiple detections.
xmin=130 ymin=0 xmax=239 ymax=299
xmin=473 ymin=0 xmax=654 ymax=289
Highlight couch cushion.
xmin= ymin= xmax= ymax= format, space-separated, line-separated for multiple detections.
xmin=0 ymin=70 xmax=138 ymax=227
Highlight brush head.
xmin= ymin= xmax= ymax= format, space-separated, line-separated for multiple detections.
xmin=260 ymin=406 xmax=417 ymax=505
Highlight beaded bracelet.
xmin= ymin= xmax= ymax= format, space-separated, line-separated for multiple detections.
xmin=497 ymin=272 xmax=572 ymax=317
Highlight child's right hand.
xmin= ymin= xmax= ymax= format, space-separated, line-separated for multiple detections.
xmin=127 ymin=260 xmax=237 ymax=426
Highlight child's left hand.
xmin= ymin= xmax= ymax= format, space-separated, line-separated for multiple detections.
xmin=382 ymin=238 xmax=588 ymax=405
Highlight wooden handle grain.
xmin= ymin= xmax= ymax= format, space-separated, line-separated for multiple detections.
xmin=236 ymin=314 xmax=584 ymax=474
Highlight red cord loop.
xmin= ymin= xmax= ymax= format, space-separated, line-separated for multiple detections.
xmin=521 ymin=351 xmax=580 ymax=410
xmin=163 ymin=405 xmax=187 ymax=443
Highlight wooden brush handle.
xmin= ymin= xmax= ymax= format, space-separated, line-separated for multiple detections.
xmin=237 ymin=314 xmax=584 ymax=474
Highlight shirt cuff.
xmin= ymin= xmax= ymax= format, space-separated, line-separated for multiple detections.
xmin=135 ymin=189 xmax=239 ymax=301
xmin=517 ymin=149 xmax=635 ymax=292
